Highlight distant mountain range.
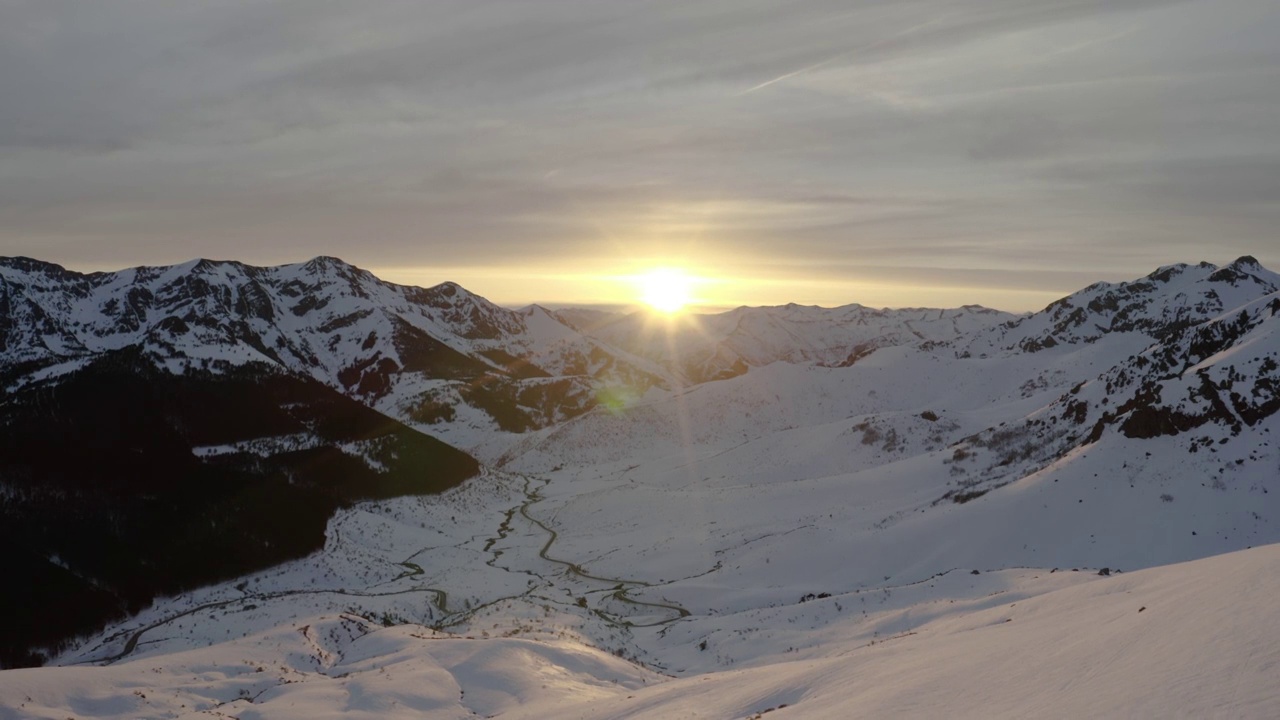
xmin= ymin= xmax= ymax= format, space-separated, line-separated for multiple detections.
xmin=0 ymin=255 xmax=1018 ymax=430
xmin=1 ymin=254 xmax=1278 ymax=674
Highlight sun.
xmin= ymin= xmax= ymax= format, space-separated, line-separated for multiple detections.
xmin=636 ymin=268 xmax=694 ymax=313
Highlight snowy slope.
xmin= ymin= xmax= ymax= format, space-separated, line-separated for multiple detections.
xmin=483 ymin=261 xmax=1280 ymax=603
xmin=554 ymin=544 xmax=1280 ymax=719
xmin=4 ymin=545 xmax=1277 ymax=719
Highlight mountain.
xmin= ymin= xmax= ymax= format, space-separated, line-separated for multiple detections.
xmin=0 ymin=256 xmax=1015 ymax=445
xmin=0 ymin=256 xmax=668 ymax=436
xmin=1 ymin=254 xmax=1279 ymax=716
xmin=0 ymin=255 xmax=1017 ymax=668
xmin=963 ymin=255 xmax=1280 ymax=356
xmin=587 ymin=302 xmax=1016 ymax=384
xmin=939 ymin=286 xmax=1280 ymax=504
xmin=490 ymin=256 xmax=1280 ymax=596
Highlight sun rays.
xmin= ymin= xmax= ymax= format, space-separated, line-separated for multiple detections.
xmin=635 ymin=268 xmax=695 ymax=314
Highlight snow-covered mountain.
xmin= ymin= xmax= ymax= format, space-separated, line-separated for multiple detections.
xmin=2 ymin=254 xmax=1279 ymax=717
xmin=0 ymin=256 xmax=670 ymax=434
xmin=0 ymin=256 xmax=1021 ymax=436
xmin=964 ymin=255 xmax=1280 ymax=356
xmin=588 ymin=302 xmax=1015 ymax=384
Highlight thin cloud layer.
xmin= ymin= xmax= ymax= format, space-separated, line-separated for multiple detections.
xmin=1 ymin=0 xmax=1277 ymax=309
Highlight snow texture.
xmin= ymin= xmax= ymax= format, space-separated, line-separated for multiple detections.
xmin=2 ymin=255 xmax=1279 ymax=717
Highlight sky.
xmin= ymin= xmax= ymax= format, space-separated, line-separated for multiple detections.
xmin=1 ymin=0 xmax=1278 ymax=311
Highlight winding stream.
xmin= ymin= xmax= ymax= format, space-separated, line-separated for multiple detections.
xmin=86 ymin=471 xmax=695 ymax=666
xmin=515 ymin=476 xmax=691 ymax=628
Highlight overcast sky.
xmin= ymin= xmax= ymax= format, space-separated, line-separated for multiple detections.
xmin=2 ymin=0 xmax=1278 ymax=310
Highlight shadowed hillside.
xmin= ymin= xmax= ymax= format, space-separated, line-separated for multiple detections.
xmin=0 ymin=349 xmax=478 ymax=668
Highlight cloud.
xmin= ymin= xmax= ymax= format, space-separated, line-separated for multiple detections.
xmin=0 ymin=0 xmax=1277 ymax=309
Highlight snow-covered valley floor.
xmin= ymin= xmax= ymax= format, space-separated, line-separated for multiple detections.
xmin=6 ymin=534 xmax=1278 ymax=718
xmin=7 ymin=382 xmax=1280 ymax=717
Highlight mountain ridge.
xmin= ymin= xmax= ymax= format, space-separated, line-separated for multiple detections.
xmin=0 ymin=255 xmax=1021 ymax=434
xmin=2 ymin=253 xmax=1279 ymax=684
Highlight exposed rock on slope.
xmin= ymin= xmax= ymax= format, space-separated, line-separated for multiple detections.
xmin=964 ymin=256 xmax=1279 ymax=356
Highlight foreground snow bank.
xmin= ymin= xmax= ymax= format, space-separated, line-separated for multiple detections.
xmin=562 ymin=542 xmax=1280 ymax=719
xmin=5 ymin=543 xmax=1278 ymax=719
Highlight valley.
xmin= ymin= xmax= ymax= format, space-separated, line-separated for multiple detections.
xmin=2 ymin=255 xmax=1280 ymax=717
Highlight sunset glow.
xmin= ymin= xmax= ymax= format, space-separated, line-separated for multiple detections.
xmin=635 ymin=268 xmax=695 ymax=313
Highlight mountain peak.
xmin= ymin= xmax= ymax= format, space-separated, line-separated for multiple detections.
xmin=1207 ymin=255 xmax=1276 ymax=285
xmin=957 ymin=304 xmax=1010 ymax=317
xmin=1147 ymin=263 xmax=1189 ymax=283
xmin=969 ymin=256 xmax=1280 ymax=355
xmin=301 ymin=255 xmax=357 ymax=273
xmin=185 ymin=258 xmax=240 ymax=274
xmin=0 ymin=256 xmax=75 ymax=277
